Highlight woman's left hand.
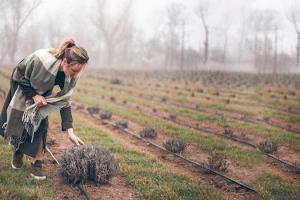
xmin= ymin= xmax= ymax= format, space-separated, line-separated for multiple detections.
xmin=67 ymin=128 xmax=85 ymax=146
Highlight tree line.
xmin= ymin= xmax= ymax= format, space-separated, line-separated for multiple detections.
xmin=0 ymin=0 xmax=300 ymax=73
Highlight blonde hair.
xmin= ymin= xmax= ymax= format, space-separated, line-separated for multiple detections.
xmin=49 ymin=38 xmax=89 ymax=64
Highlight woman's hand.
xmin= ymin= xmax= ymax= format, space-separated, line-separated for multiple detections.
xmin=67 ymin=128 xmax=85 ymax=146
xmin=33 ymin=95 xmax=47 ymax=107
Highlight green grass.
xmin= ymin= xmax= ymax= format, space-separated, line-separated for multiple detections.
xmin=253 ymin=173 xmax=300 ymax=200
xmin=50 ymin=112 xmax=224 ymax=200
xmin=74 ymin=94 xmax=262 ymax=166
xmin=0 ymin=139 xmax=53 ymax=200
xmin=75 ymin=85 xmax=300 ymax=152
xmin=0 ymin=84 xmax=53 ymax=200
xmin=260 ymin=108 xmax=300 ymax=124
xmin=287 ymin=103 xmax=300 ymax=111
xmin=166 ymin=105 xmax=300 ymax=152
xmin=79 ymin=76 xmax=300 ymax=124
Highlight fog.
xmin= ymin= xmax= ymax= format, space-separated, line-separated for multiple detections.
xmin=1 ymin=0 xmax=300 ymax=73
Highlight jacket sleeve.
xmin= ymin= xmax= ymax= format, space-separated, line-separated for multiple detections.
xmin=56 ymin=72 xmax=73 ymax=131
xmin=60 ymin=106 xmax=73 ymax=131
xmin=18 ymin=84 xmax=36 ymax=100
xmin=12 ymin=56 xmax=38 ymax=100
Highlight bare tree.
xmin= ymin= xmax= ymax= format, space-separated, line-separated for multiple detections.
xmin=3 ymin=0 xmax=41 ymax=63
xmin=196 ymin=1 xmax=209 ymax=65
xmin=222 ymin=29 xmax=228 ymax=64
xmin=247 ymin=11 xmax=266 ymax=72
xmin=289 ymin=6 xmax=300 ymax=68
xmin=180 ymin=19 xmax=186 ymax=70
xmin=273 ymin=25 xmax=278 ymax=76
xmin=91 ymin=0 xmax=133 ymax=66
xmin=218 ymin=18 xmax=231 ymax=65
xmin=246 ymin=10 xmax=279 ymax=73
xmin=20 ymin=23 xmax=45 ymax=55
xmin=185 ymin=48 xmax=200 ymax=69
xmin=117 ymin=20 xmax=134 ymax=66
xmin=261 ymin=10 xmax=277 ymax=72
xmin=46 ymin=16 xmax=65 ymax=48
xmin=164 ymin=3 xmax=184 ymax=70
xmin=144 ymin=35 xmax=164 ymax=67
xmin=237 ymin=15 xmax=247 ymax=66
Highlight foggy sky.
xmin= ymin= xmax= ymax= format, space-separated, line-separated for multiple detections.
xmin=35 ymin=0 xmax=299 ymax=52
xmin=2 ymin=0 xmax=300 ymax=72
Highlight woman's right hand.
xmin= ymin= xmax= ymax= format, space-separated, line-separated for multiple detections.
xmin=33 ymin=95 xmax=47 ymax=107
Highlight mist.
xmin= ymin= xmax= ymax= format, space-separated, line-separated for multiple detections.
xmin=1 ymin=0 xmax=300 ymax=73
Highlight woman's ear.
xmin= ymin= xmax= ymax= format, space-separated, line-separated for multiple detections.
xmin=61 ymin=58 xmax=69 ymax=68
xmin=62 ymin=58 xmax=67 ymax=65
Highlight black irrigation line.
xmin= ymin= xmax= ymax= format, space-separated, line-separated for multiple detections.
xmin=265 ymin=104 xmax=300 ymax=116
xmin=108 ymin=85 xmax=300 ymax=136
xmin=160 ymin=114 xmax=300 ymax=173
xmin=193 ymin=126 xmax=258 ymax=149
xmin=167 ymin=99 xmax=299 ymax=134
xmin=81 ymin=94 xmax=300 ymax=174
xmin=161 ymin=99 xmax=300 ymax=137
xmin=148 ymin=84 xmax=300 ymax=117
xmin=76 ymin=184 xmax=92 ymax=200
xmin=93 ymin=96 xmax=300 ymax=174
xmin=257 ymin=119 xmax=300 ymax=135
xmin=82 ymin=75 xmax=300 ymax=136
xmin=45 ymin=146 xmax=92 ymax=200
xmin=109 ymin=81 xmax=298 ymax=119
xmin=100 ymin=118 xmax=258 ymax=193
xmin=265 ymin=154 xmax=300 ymax=171
xmin=193 ymin=125 xmax=300 ymax=172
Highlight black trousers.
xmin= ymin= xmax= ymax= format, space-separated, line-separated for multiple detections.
xmin=18 ymin=118 xmax=48 ymax=157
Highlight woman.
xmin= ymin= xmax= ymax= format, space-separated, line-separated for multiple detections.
xmin=0 ymin=38 xmax=89 ymax=180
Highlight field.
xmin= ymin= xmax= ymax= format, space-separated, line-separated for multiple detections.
xmin=0 ymin=66 xmax=300 ymax=200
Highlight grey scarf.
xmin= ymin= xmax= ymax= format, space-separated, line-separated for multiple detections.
xmin=3 ymin=49 xmax=77 ymax=147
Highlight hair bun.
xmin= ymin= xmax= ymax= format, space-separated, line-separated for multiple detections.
xmin=67 ymin=38 xmax=76 ymax=48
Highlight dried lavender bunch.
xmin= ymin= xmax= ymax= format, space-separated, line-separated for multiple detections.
xmin=163 ymin=138 xmax=186 ymax=153
xmin=138 ymin=127 xmax=157 ymax=138
xmin=206 ymin=154 xmax=229 ymax=173
xmin=100 ymin=111 xmax=112 ymax=120
xmin=115 ymin=120 xmax=128 ymax=129
xmin=258 ymin=140 xmax=278 ymax=154
xmin=59 ymin=145 xmax=117 ymax=185
xmin=86 ymin=107 xmax=100 ymax=115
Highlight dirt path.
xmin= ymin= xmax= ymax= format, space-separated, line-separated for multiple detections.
xmin=73 ymin=101 xmax=300 ymax=196
xmin=97 ymin=84 xmax=300 ymax=134
xmin=124 ymin=79 xmax=300 ymax=116
xmin=73 ymin=103 xmax=267 ymax=200
xmin=45 ymin=122 xmax=136 ymax=200
xmin=86 ymin=94 xmax=300 ymax=165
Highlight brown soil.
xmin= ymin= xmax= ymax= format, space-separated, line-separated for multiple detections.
xmin=45 ymin=122 xmax=136 ymax=200
xmin=108 ymin=84 xmax=300 ymax=136
xmin=73 ymin=102 xmax=265 ymax=200
xmin=125 ymin=100 xmax=300 ymax=175
xmin=75 ymin=100 xmax=300 ymax=191
xmin=92 ymin=95 xmax=300 ymax=166
xmin=133 ymin=80 xmax=300 ymax=115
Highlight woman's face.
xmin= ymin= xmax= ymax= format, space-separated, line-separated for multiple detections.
xmin=61 ymin=58 xmax=85 ymax=77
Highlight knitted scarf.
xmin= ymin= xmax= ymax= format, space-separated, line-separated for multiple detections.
xmin=2 ymin=49 xmax=77 ymax=147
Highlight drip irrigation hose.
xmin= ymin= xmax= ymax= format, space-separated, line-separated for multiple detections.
xmin=170 ymin=116 xmax=300 ymax=172
xmin=103 ymin=120 xmax=258 ymax=193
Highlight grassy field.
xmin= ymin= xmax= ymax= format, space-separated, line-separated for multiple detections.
xmin=0 ymin=67 xmax=299 ymax=200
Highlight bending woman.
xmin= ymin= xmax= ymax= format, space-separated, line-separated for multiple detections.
xmin=0 ymin=38 xmax=89 ymax=180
